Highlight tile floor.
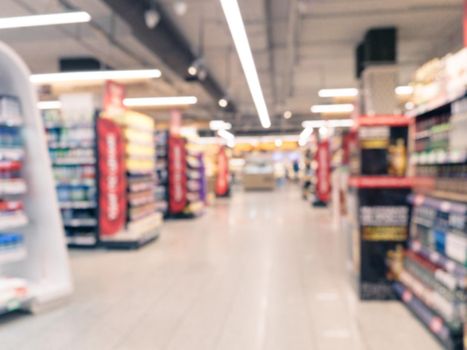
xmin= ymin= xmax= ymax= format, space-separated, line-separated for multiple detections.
xmin=0 ymin=186 xmax=441 ymax=350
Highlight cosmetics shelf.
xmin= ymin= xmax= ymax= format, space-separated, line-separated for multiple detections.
xmin=393 ymin=282 xmax=463 ymax=350
xmin=0 ymin=246 xmax=27 ymax=265
xmin=0 ymin=42 xmax=72 ymax=317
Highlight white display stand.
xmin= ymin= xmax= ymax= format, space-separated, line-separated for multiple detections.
xmin=0 ymin=42 xmax=72 ymax=312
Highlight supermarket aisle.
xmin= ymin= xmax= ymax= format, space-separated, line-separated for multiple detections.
xmin=0 ymin=186 xmax=440 ymax=350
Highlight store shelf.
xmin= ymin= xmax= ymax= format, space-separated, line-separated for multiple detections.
xmin=0 ymin=247 xmax=26 ymax=265
xmin=55 ymin=179 xmax=95 ymax=187
xmin=356 ymin=115 xmax=412 ymax=127
xmin=410 ymin=241 xmax=466 ymax=288
xmin=66 ymin=235 xmax=97 ymax=247
xmin=52 ymin=157 xmax=96 ymax=166
xmin=48 ymin=142 xmax=94 ymax=150
xmin=411 ymin=150 xmax=467 ymax=165
xmin=0 ymin=148 xmax=24 ymax=161
xmin=393 ymin=282 xmax=463 ymax=350
xmin=0 ymin=212 xmax=28 ymax=230
xmin=59 ymin=201 xmax=96 ymax=209
xmin=408 ymin=193 xmax=467 ymax=214
xmin=63 ymin=218 xmax=97 ymax=227
xmin=348 ymin=176 xmax=414 ymax=189
xmin=407 ymin=88 xmax=467 ymax=118
xmin=0 ymin=119 xmax=23 ymax=127
xmin=0 ymin=179 xmax=27 ymax=195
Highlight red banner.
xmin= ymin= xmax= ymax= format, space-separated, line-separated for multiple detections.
xmin=97 ymin=118 xmax=127 ymax=236
xmin=465 ymin=0 xmax=467 ymax=47
xmin=316 ymin=140 xmax=331 ymax=203
xmin=216 ymin=147 xmax=229 ymax=196
xmin=103 ymin=81 xmax=126 ymax=118
xmin=168 ymin=135 xmax=187 ymax=214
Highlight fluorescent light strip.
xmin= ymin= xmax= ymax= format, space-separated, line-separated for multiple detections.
xmin=311 ymin=104 xmax=354 ymax=114
xmin=218 ymin=129 xmax=235 ymax=142
xmin=123 ymin=96 xmax=197 ymax=107
xmin=209 ymin=120 xmax=232 ymax=130
xmin=30 ymin=69 xmax=161 ymax=84
xmin=37 ymin=101 xmax=61 ymax=110
xmin=0 ymin=11 xmax=91 ymax=30
xmin=319 ymin=88 xmax=359 ymax=98
xmin=395 ymin=85 xmax=414 ymax=95
xmin=302 ymin=119 xmax=354 ymax=128
xmin=219 ymin=0 xmax=271 ymax=129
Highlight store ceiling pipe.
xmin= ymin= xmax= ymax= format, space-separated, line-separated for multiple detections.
xmin=102 ymin=0 xmax=235 ymax=112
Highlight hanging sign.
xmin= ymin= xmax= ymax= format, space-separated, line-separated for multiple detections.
xmin=97 ymin=118 xmax=127 ymax=236
xmin=168 ymin=135 xmax=187 ymax=214
xmin=316 ymin=140 xmax=331 ymax=203
xmin=465 ymin=0 xmax=467 ymax=47
xmin=170 ymin=109 xmax=182 ymax=136
xmin=103 ymin=80 xmax=126 ymax=118
xmin=216 ymin=147 xmax=229 ymax=196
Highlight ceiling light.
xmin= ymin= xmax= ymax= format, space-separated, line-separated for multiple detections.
xmin=300 ymin=127 xmax=314 ymax=140
xmin=0 ymin=11 xmax=91 ymax=30
xmin=218 ymin=98 xmax=229 ymax=108
xmin=275 ymin=139 xmax=283 ymax=147
xmin=219 ymin=0 xmax=271 ymax=129
xmin=395 ymin=86 xmax=414 ymax=95
xmin=318 ymin=88 xmax=359 ymax=98
xmin=123 ymin=96 xmax=197 ymax=107
xmin=174 ymin=0 xmax=188 ymax=16
xmin=187 ymin=65 xmax=198 ymax=76
xmin=145 ymin=8 xmax=161 ymax=29
xmin=311 ymin=104 xmax=354 ymax=114
xmin=217 ymin=129 xmax=235 ymax=142
xmin=30 ymin=69 xmax=161 ymax=85
xmin=283 ymin=110 xmax=292 ymax=119
xmin=302 ymin=119 xmax=354 ymax=128
xmin=319 ymin=127 xmax=328 ymax=138
xmin=37 ymin=101 xmax=62 ymax=110
xmin=209 ymin=120 xmax=232 ymax=130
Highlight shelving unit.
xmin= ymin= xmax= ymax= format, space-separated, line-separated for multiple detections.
xmin=390 ymin=48 xmax=466 ymax=349
xmin=42 ymin=109 xmax=99 ymax=248
xmin=100 ymin=111 xmax=161 ymax=249
xmin=0 ymin=42 xmax=72 ymax=315
xmin=154 ymin=130 xmax=169 ymax=216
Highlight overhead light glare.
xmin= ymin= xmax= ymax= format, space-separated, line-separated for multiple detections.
xmin=395 ymin=86 xmax=414 ymax=95
xmin=209 ymin=120 xmax=232 ymax=130
xmin=217 ymin=129 xmax=235 ymax=142
xmin=37 ymin=100 xmax=62 ymax=110
xmin=318 ymin=88 xmax=359 ymax=98
xmin=0 ymin=11 xmax=91 ymax=30
xmin=218 ymin=98 xmax=229 ymax=108
xmin=302 ymin=119 xmax=354 ymax=129
xmin=123 ymin=96 xmax=197 ymax=107
xmin=219 ymin=0 xmax=271 ymax=129
xmin=311 ymin=104 xmax=354 ymax=114
xmin=30 ymin=69 xmax=161 ymax=85
xmin=283 ymin=110 xmax=292 ymax=119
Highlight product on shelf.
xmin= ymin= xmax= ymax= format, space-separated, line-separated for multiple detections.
xmin=347 ymin=115 xmax=413 ymax=300
xmin=42 ymin=108 xmax=98 ymax=247
xmin=0 ymin=43 xmax=72 ymax=317
xmin=389 ymin=49 xmax=467 ymax=349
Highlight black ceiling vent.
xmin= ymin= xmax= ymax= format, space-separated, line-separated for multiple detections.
xmin=59 ymin=57 xmax=113 ymax=72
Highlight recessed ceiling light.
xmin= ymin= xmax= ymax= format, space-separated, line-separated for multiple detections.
xmin=218 ymin=98 xmax=229 ymax=108
xmin=311 ymin=104 xmax=354 ymax=114
xmin=318 ymin=88 xmax=359 ymax=98
xmin=123 ymin=96 xmax=197 ymax=107
xmin=30 ymin=69 xmax=161 ymax=85
xmin=283 ymin=110 xmax=292 ymax=119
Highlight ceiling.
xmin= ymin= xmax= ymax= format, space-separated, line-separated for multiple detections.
xmin=0 ymin=0 xmax=464 ymax=134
